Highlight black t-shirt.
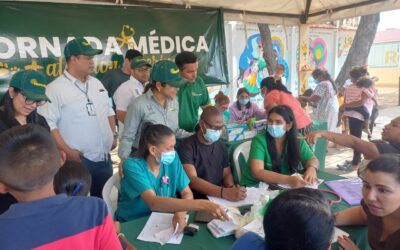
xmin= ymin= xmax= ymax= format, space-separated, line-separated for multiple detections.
xmin=178 ymin=134 xmax=229 ymax=198
xmin=375 ymin=142 xmax=400 ymax=154
xmin=0 ymin=109 xmax=50 ymax=214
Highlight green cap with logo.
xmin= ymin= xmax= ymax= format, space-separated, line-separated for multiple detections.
xmin=64 ymin=37 xmax=103 ymax=58
xmin=131 ymin=56 xmax=152 ymax=69
xmin=150 ymin=60 xmax=184 ymax=88
xmin=10 ymin=70 xmax=50 ymax=101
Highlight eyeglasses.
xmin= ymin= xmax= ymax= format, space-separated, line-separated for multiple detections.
xmin=136 ymin=67 xmax=150 ymax=73
xmin=19 ymin=93 xmax=47 ymax=106
xmin=202 ymin=119 xmax=224 ymax=130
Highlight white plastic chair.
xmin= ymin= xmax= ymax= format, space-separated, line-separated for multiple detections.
xmin=232 ymin=141 xmax=252 ymax=182
xmin=102 ymin=173 xmax=121 ymax=219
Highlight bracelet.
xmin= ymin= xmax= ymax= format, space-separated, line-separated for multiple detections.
xmin=306 ymin=164 xmax=319 ymax=170
xmin=117 ymin=233 xmax=125 ymax=238
xmin=220 ymin=187 xmax=224 ymax=198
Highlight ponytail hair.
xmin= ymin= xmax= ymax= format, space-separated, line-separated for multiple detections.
xmin=135 ymin=122 xmax=175 ymax=159
xmin=214 ymin=91 xmax=230 ymax=105
xmin=143 ymin=80 xmax=167 ymax=94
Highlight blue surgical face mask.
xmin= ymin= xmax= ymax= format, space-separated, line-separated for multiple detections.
xmin=156 ymin=150 xmax=176 ymax=165
xmin=267 ymin=124 xmax=286 ymax=138
xmin=239 ymin=98 xmax=249 ymax=106
xmin=204 ymin=128 xmax=221 ymax=143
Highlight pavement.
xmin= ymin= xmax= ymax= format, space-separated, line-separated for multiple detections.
xmin=324 ymin=105 xmax=400 ymax=178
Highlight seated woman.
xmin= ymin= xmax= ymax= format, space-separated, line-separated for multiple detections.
xmin=335 ymin=154 xmax=400 ymax=250
xmin=115 ymin=123 xmax=228 ymax=231
xmin=232 ymin=188 xmax=335 ymax=250
xmin=229 ymin=88 xmax=265 ymax=124
xmin=262 ymin=76 xmax=313 ymax=135
xmin=240 ymin=105 xmax=319 ymax=188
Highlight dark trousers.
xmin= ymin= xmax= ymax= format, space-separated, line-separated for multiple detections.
xmin=81 ymin=154 xmax=113 ymax=198
xmin=348 ymin=117 xmax=363 ymax=165
xmin=346 ymin=106 xmax=370 ymax=120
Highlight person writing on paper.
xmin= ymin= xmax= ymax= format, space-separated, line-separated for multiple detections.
xmin=178 ymin=106 xmax=247 ymax=201
xmin=115 ymin=123 xmax=228 ymax=231
xmin=306 ymin=116 xmax=400 ymax=159
xmin=232 ymin=188 xmax=335 ymax=250
xmin=240 ymin=105 xmax=319 ymax=188
xmin=335 ymin=154 xmax=400 ymax=250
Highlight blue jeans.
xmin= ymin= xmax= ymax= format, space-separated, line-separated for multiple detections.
xmin=81 ymin=154 xmax=113 ymax=198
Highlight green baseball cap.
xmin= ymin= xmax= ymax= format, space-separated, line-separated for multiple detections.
xmin=131 ymin=56 xmax=152 ymax=69
xmin=10 ymin=70 xmax=50 ymax=101
xmin=150 ymin=60 xmax=184 ymax=88
xmin=64 ymin=37 xmax=103 ymax=58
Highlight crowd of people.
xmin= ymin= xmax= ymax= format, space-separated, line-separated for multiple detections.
xmin=0 ymin=37 xmax=399 ymax=250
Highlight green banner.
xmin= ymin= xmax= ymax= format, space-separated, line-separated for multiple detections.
xmin=0 ymin=1 xmax=228 ymax=93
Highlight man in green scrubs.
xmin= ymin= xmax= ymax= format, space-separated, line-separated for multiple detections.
xmin=175 ymin=51 xmax=211 ymax=132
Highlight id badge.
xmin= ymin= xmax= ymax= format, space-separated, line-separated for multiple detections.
xmin=86 ymin=102 xmax=96 ymax=116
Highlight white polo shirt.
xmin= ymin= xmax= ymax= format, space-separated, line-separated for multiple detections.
xmin=39 ymin=70 xmax=115 ymax=162
xmin=113 ymin=76 xmax=144 ymax=134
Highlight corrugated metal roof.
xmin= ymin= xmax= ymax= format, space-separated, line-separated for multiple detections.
xmin=374 ymin=29 xmax=400 ymax=43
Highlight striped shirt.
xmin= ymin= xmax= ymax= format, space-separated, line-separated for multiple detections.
xmin=0 ymin=194 xmax=121 ymax=250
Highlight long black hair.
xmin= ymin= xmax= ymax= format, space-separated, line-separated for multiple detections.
xmin=0 ymin=88 xmax=41 ymax=127
xmin=53 ymin=160 xmax=92 ymax=196
xmin=266 ymin=105 xmax=300 ymax=173
xmin=260 ymin=76 xmax=292 ymax=95
xmin=235 ymin=87 xmax=251 ymax=110
xmin=264 ymin=188 xmax=334 ymax=250
xmin=312 ymin=68 xmax=337 ymax=94
xmin=135 ymin=122 xmax=175 ymax=159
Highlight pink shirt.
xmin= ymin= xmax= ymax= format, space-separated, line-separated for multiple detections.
xmin=264 ymin=90 xmax=312 ymax=129
xmin=229 ymin=101 xmax=266 ymax=123
xmin=344 ymin=84 xmax=376 ymax=121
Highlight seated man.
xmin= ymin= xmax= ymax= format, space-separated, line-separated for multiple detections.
xmin=0 ymin=125 xmax=121 ymax=249
xmin=306 ymin=116 xmax=400 ymax=159
xmin=178 ymin=106 xmax=246 ymax=201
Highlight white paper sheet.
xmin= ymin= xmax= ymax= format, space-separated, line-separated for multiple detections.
xmin=207 ymin=187 xmax=261 ymax=208
xmin=331 ymin=227 xmax=350 ymax=243
xmin=137 ymin=212 xmax=188 ymax=245
xmin=278 ymin=173 xmax=324 ymax=189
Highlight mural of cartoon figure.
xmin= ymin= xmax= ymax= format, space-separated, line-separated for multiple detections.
xmin=239 ymin=34 xmax=266 ymax=93
xmin=308 ymin=37 xmax=328 ymax=89
xmin=238 ymin=34 xmax=290 ymax=94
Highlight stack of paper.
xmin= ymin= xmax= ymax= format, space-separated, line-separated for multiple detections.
xmin=207 ymin=187 xmax=262 ymax=208
xmin=278 ymin=173 xmax=324 ymax=189
xmin=137 ymin=212 xmax=188 ymax=245
xmin=207 ymin=208 xmax=242 ymax=238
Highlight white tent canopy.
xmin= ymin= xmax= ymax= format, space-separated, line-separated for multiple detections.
xmin=21 ymin=0 xmax=400 ymax=25
xmin=89 ymin=0 xmax=400 ymax=24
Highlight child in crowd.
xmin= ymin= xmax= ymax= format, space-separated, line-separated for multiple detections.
xmin=340 ymin=77 xmax=377 ymax=136
xmin=53 ymin=160 xmax=136 ymax=250
xmin=54 ymin=160 xmax=92 ymax=196
xmin=0 ymin=124 xmax=121 ymax=249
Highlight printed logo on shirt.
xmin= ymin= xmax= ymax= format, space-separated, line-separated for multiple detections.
xmin=191 ymin=92 xmax=202 ymax=97
xmin=170 ymin=68 xmax=180 ymax=74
